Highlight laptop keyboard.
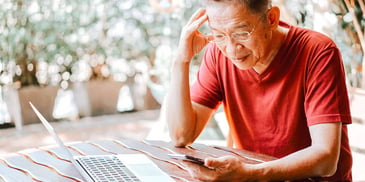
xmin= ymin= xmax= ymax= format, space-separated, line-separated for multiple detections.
xmin=77 ymin=156 xmax=141 ymax=182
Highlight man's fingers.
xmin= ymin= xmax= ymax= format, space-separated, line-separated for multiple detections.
xmin=183 ymin=161 xmax=217 ymax=181
xmin=205 ymin=157 xmax=224 ymax=168
xmin=187 ymin=8 xmax=206 ymax=25
xmin=184 ymin=13 xmax=208 ymax=36
xmin=191 ymin=13 xmax=208 ymax=30
xmin=205 ymin=156 xmax=234 ymax=168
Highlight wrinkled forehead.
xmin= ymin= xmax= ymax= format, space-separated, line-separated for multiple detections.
xmin=206 ymin=3 xmax=256 ymax=31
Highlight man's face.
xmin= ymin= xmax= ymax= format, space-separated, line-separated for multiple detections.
xmin=207 ymin=3 xmax=269 ymax=70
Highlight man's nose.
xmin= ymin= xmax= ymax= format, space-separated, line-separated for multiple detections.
xmin=226 ymin=38 xmax=243 ymax=55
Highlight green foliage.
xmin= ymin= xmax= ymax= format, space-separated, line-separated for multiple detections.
xmin=0 ymin=0 xmax=201 ymax=87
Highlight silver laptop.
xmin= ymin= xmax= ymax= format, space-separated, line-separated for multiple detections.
xmin=29 ymin=102 xmax=174 ymax=182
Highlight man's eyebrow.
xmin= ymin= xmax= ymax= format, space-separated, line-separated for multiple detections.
xmin=208 ymin=23 xmax=250 ymax=31
xmin=233 ymin=24 xmax=250 ymax=29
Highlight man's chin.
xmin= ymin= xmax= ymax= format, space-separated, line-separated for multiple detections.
xmin=233 ymin=63 xmax=252 ymax=70
xmin=231 ymin=59 xmax=252 ymax=69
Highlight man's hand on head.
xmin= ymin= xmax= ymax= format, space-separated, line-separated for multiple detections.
xmin=176 ymin=8 xmax=212 ymax=63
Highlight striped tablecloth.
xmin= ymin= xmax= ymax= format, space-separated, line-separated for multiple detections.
xmin=0 ymin=139 xmax=276 ymax=182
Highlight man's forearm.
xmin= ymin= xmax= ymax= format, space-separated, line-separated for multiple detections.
xmin=165 ymin=60 xmax=197 ymax=146
xmin=246 ymin=123 xmax=341 ymax=181
xmin=247 ymin=145 xmax=339 ymax=181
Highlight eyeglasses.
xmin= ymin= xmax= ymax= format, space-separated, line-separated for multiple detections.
xmin=212 ymin=29 xmax=256 ymax=45
xmin=211 ymin=14 xmax=265 ymax=46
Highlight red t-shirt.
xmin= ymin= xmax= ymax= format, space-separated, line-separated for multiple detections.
xmin=191 ymin=22 xmax=352 ymax=181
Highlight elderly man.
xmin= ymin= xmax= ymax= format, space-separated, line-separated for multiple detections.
xmin=164 ymin=0 xmax=352 ymax=181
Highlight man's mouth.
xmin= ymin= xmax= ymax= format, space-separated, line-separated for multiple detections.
xmin=231 ymin=55 xmax=249 ymax=63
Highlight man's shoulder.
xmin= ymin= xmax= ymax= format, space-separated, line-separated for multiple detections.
xmin=289 ymin=24 xmax=336 ymax=48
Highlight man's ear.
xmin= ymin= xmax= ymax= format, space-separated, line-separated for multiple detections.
xmin=266 ymin=6 xmax=280 ymax=29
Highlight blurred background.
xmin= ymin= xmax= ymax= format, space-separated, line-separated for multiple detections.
xmin=0 ymin=0 xmax=205 ymax=126
xmin=0 ymin=0 xmax=364 ymax=180
xmin=0 ymin=0 xmax=364 ymax=125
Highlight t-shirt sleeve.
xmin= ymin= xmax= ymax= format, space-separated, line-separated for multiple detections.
xmin=191 ymin=44 xmax=223 ymax=109
xmin=304 ymin=44 xmax=352 ymax=126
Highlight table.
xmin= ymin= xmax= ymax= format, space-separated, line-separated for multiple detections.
xmin=0 ymin=139 xmax=276 ymax=182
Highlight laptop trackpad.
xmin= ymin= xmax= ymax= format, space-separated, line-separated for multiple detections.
xmin=129 ymin=163 xmax=163 ymax=176
xmin=118 ymin=154 xmax=174 ymax=181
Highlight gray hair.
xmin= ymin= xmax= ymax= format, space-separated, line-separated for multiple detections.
xmin=201 ymin=0 xmax=272 ymax=15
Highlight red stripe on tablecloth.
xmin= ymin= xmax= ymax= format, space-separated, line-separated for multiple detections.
xmin=18 ymin=152 xmax=81 ymax=182
xmin=0 ymin=158 xmax=42 ymax=182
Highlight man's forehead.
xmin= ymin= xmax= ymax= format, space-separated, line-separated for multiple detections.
xmin=206 ymin=5 xmax=253 ymax=30
xmin=205 ymin=2 xmax=252 ymax=19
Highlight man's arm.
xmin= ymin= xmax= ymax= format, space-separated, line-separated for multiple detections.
xmin=186 ymin=122 xmax=342 ymax=181
xmin=250 ymin=122 xmax=341 ymax=180
xmin=164 ymin=9 xmax=214 ymax=147
xmin=165 ymin=59 xmax=214 ymax=147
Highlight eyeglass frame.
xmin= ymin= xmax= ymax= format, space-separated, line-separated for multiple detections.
xmin=210 ymin=13 xmax=267 ymax=46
